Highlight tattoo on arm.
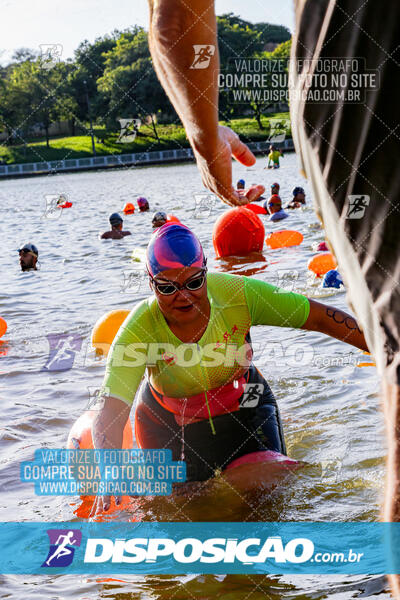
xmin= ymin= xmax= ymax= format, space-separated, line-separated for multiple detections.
xmin=326 ymin=308 xmax=362 ymax=335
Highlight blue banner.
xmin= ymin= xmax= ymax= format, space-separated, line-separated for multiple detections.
xmin=0 ymin=522 xmax=399 ymax=574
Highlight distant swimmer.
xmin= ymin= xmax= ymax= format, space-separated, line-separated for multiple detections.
xmin=56 ymin=194 xmax=72 ymax=209
xmin=271 ymin=182 xmax=280 ymax=196
xmin=236 ymin=179 xmax=245 ymax=190
xmin=152 ymin=211 xmax=168 ymax=228
xmin=100 ymin=213 xmax=131 ymax=240
xmin=137 ymin=197 xmax=150 ymax=212
xmin=286 ymin=187 xmax=306 ymax=210
xmin=266 ymin=145 xmax=283 ymax=169
xmin=18 ymin=243 xmax=38 ymax=271
xmin=56 ymin=194 xmax=67 ymax=207
xmin=264 ymin=195 xmax=288 ymax=222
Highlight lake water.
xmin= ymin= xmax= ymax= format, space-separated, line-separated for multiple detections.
xmin=0 ymin=152 xmax=388 ymax=598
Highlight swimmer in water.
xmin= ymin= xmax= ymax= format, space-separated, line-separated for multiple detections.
xmin=152 ymin=211 xmax=168 ymax=228
xmin=263 ymin=195 xmax=288 ymax=222
xmin=100 ymin=213 xmax=131 ymax=240
xmin=137 ymin=197 xmax=150 ymax=212
xmin=90 ymin=224 xmax=368 ymax=513
xmin=56 ymin=194 xmax=68 ymax=207
xmin=271 ymin=182 xmax=280 ymax=196
xmin=236 ymin=179 xmax=245 ymax=190
xmin=286 ymin=187 xmax=306 ymax=210
xmin=18 ymin=243 xmax=38 ymax=271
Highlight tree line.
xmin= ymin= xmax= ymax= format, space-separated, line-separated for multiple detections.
xmin=0 ymin=14 xmax=291 ymax=148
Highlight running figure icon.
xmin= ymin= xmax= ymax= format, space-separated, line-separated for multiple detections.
xmin=42 ymin=528 xmax=82 ymax=568
xmin=46 ymin=531 xmax=77 ymax=566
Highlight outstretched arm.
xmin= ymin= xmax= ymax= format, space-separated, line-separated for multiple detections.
xmin=301 ymin=299 xmax=369 ymax=352
xmin=148 ymin=0 xmax=264 ymax=206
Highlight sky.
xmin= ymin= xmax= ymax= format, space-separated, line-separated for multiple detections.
xmin=0 ymin=0 xmax=294 ymax=66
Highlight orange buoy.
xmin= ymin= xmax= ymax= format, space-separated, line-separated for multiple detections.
xmin=213 ymin=207 xmax=265 ymax=258
xmin=0 ymin=317 xmax=7 ymax=338
xmin=244 ymin=203 xmax=267 ymax=215
xmin=67 ymin=411 xmax=134 ymax=519
xmin=91 ymin=309 xmax=130 ymax=357
xmin=265 ymin=230 xmax=303 ymax=249
xmin=166 ymin=214 xmax=181 ymax=224
xmin=123 ymin=202 xmax=135 ymax=215
xmin=308 ymin=252 xmax=337 ymax=276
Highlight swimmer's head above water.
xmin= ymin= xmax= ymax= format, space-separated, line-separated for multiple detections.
xmin=137 ymin=197 xmax=149 ymax=212
xmin=100 ymin=213 xmax=131 ymax=239
xmin=18 ymin=243 xmax=38 ymax=271
xmin=146 ymin=224 xmax=208 ymax=325
xmin=267 ymin=194 xmax=283 ymax=214
xmin=109 ymin=212 xmax=123 ymax=230
xmin=292 ymin=186 xmax=306 ymax=204
xmin=271 ymin=182 xmax=280 ymax=196
xmin=152 ymin=211 xmax=168 ymax=228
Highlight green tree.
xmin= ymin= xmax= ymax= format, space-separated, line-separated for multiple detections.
xmin=243 ymin=39 xmax=292 ymax=130
xmin=68 ymin=32 xmax=120 ymax=127
xmin=0 ymin=76 xmax=22 ymax=144
xmin=97 ymin=28 xmax=172 ymax=138
xmin=5 ymin=59 xmax=64 ymax=147
xmin=216 ymin=14 xmax=262 ymax=121
xmin=252 ymin=23 xmax=291 ymax=45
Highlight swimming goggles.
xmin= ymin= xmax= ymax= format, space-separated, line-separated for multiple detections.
xmin=149 ymin=268 xmax=207 ymax=296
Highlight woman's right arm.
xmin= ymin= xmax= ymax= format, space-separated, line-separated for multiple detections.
xmin=89 ymin=303 xmax=149 ymax=514
xmin=90 ymin=395 xmax=131 ymax=515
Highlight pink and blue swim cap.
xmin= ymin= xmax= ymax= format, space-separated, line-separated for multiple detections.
xmin=146 ymin=224 xmax=205 ymax=277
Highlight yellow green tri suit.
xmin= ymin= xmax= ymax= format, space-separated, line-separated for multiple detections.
xmin=102 ymin=272 xmax=310 ymax=480
xmin=268 ymin=150 xmax=282 ymax=168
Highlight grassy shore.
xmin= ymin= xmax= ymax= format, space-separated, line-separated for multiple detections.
xmin=0 ymin=114 xmax=290 ymax=165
